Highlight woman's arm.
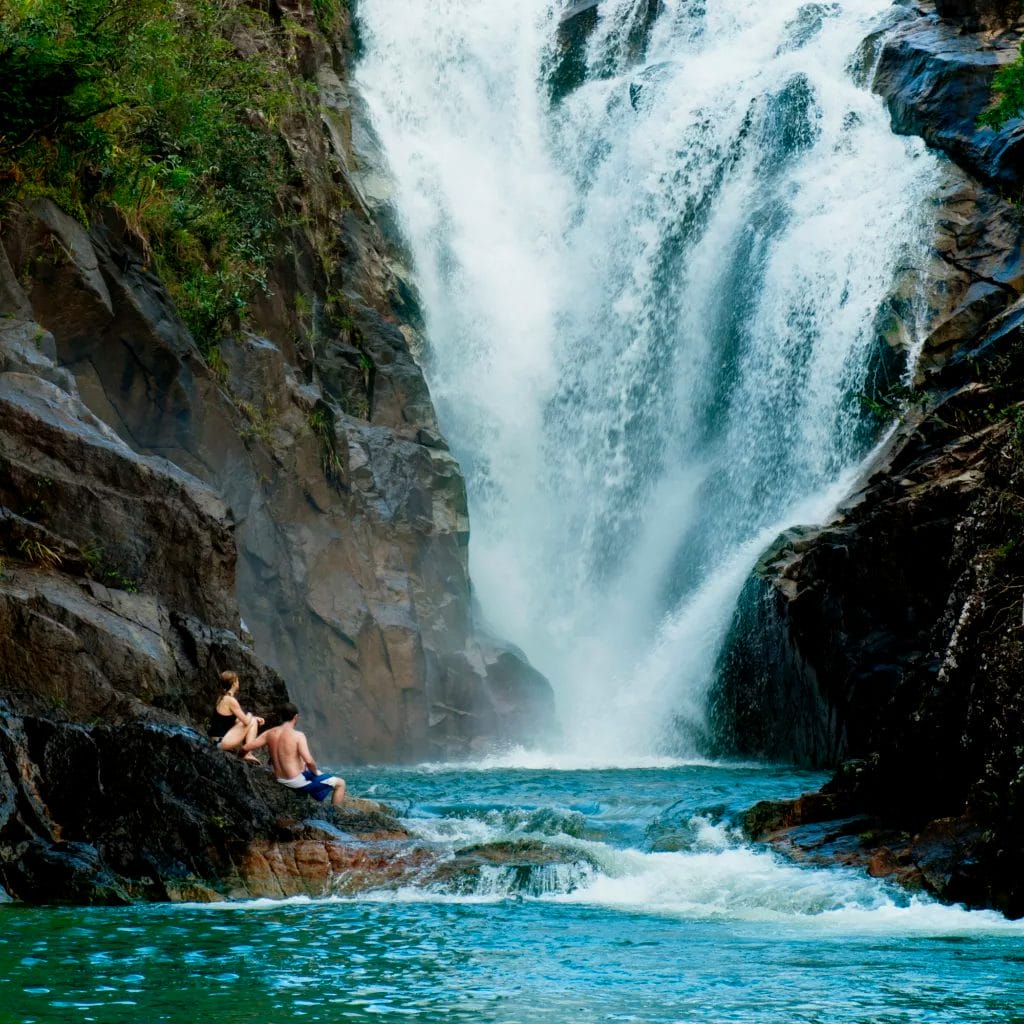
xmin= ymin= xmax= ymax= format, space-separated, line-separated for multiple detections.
xmin=226 ymin=695 xmax=251 ymax=725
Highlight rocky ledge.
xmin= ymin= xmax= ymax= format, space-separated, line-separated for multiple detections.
xmin=874 ymin=0 xmax=1024 ymax=190
xmin=0 ymin=302 xmax=394 ymax=902
xmin=714 ymin=0 xmax=1024 ymax=917
xmin=0 ymin=0 xmax=554 ymax=903
xmin=0 ymin=301 xmax=571 ymax=904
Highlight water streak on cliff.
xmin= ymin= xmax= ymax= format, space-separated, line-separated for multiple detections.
xmin=356 ymin=0 xmax=939 ymax=755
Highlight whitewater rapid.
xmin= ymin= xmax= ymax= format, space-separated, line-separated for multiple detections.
xmin=189 ymin=763 xmax=1022 ymax=939
xmin=356 ymin=0 xmax=939 ymax=756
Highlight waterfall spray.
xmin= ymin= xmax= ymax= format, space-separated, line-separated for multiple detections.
xmin=356 ymin=0 xmax=938 ymax=758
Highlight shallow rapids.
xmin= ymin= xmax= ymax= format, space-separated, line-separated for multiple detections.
xmin=4 ymin=764 xmax=1022 ymax=1022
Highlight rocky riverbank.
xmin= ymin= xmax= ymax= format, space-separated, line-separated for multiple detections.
xmin=0 ymin=0 xmax=552 ymax=903
xmin=714 ymin=0 xmax=1024 ymax=917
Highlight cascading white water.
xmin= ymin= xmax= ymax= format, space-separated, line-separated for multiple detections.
xmin=356 ymin=0 xmax=939 ymax=757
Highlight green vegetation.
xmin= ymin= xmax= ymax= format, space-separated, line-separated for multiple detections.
xmin=991 ymin=539 xmax=1017 ymax=564
xmin=980 ymin=27 xmax=1024 ymax=130
xmin=856 ymin=382 xmax=918 ymax=421
xmin=0 ymin=0 xmax=296 ymax=349
xmin=237 ymin=399 xmax=276 ymax=444
xmin=322 ymin=291 xmax=374 ymax=418
xmin=1009 ymin=404 xmax=1024 ymax=455
xmin=308 ymin=406 xmax=330 ymax=436
xmin=311 ymin=0 xmax=348 ymax=37
xmin=981 ymin=64 xmax=1024 ymax=130
xmin=309 ymin=404 xmax=344 ymax=482
xmin=80 ymin=541 xmax=138 ymax=591
xmin=205 ymin=346 xmax=230 ymax=388
xmin=16 ymin=537 xmax=61 ymax=569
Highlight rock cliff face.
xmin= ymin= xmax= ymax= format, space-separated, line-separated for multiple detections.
xmin=713 ymin=1 xmax=1024 ymax=916
xmin=0 ymin=0 xmax=553 ymax=901
xmin=0 ymin=0 xmax=552 ymax=769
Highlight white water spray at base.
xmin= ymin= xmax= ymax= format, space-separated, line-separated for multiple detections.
xmin=356 ymin=0 xmax=939 ymax=757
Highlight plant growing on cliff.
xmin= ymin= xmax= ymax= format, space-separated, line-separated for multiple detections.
xmin=0 ymin=0 xmax=295 ymax=348
xmin=309 ymin=406 xmax=330 ymax=437
xmin=980 ymin=38 xmax=1024 ymax=129
xmin=205 ymin=346 xmax=230 ymax=389
xmin=80 ymin=541 xmax=138 ymax=591
xmin=311 ymin=0 xmax=348 ymax=37
xmin=16 ymin=537 xmax=61 ymax=569
xmin=856 ymin=382 xmax=918 ymax=423
xmin=1010 ymin=405 xmax=1024 ymax=454
xmin=309 ymin=404 xmax=344 ymax=483
xmin=237 ymin=399 xmax=275 ymax=444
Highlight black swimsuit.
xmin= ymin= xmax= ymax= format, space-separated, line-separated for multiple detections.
xmin=209 ymin=709 xmax=237 ymax=740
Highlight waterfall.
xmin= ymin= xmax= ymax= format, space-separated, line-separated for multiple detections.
xmin=356 ymin=0 xmax=939 ymax=757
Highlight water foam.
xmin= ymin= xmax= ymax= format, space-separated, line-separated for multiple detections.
xmin=378 ymin=806 xmax=1022 ymax=935
xmin=357 ymin=0 xmax=939 ymax=758
xmin=413 ymin=748 xmax=709 ymax=772
xmin=551 ymin=844 xmax=1024 ymax=933
xmin=169 ymin=757 xmax=1022 ymax=936
xmin=187 ymin=831 xmax=1024 ymax=936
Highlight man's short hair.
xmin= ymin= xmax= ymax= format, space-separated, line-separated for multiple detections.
xmin=278 ymin=702 xmax=299 ymax=722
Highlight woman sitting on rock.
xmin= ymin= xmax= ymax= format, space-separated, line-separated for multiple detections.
xmin=209 ymin=670 xmax=263 ymax=763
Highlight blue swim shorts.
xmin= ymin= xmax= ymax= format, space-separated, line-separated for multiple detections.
xmin=299 ymin=769 xmax=340 ymax=802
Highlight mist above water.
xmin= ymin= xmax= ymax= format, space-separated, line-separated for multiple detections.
xmin=356 ymin=0 xmax=938 ymax=757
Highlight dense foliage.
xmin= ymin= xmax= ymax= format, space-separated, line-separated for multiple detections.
xmin=980 ymin=48 xmax=1024 ymax=131
xmin=0 ymin=0 xmax=294 ymax=347
xmin=980 ymin=0 xmax=1024 ymax=134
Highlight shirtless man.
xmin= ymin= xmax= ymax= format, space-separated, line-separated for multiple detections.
xmin=244 ymin=703 xmax=347 ymax=806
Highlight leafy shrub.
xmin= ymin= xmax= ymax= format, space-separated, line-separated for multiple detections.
xmin=311 ymin=0 xmax=348 ymax=36
xmin=980 ymin=37 xmax=1024 ymax=130
xmin=0 ymin=0 xmax=294 ymax=348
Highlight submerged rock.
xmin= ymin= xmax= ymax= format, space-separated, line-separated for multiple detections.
xmin=742 ymin=771 xmax=1006 ymax=906
xmin=229 ymin=835 xmax=596 ymax=901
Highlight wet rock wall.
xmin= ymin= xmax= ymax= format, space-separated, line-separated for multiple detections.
xmin=713 ymin=0 xmax=1024 ymax=916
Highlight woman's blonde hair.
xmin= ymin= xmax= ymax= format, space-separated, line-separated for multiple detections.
xmin=219 ymin=670 xmax=239 ymax=691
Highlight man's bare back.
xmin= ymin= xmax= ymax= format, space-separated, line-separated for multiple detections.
xmin=244 ymin=705 xmax=347 ymax=806
xmin=265 ymin=723 xmax=316 ymax=779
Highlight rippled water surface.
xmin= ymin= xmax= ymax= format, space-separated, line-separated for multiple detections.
xmin=3 ymin=762 xmax=1023 ymax=1022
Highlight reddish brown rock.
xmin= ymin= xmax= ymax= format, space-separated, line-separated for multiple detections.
xmin=233 ymin=837 xmax=431 ymax=899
